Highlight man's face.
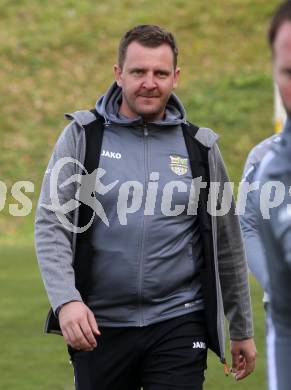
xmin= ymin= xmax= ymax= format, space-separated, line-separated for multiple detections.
xmin=273 ymin=21 xmax=291 ymax=117
xmin=114 ymin=41 xmax=180 ymax=121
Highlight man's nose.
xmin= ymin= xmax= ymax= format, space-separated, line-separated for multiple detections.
xmin=142 ymin=73 xmax=156 ymax=89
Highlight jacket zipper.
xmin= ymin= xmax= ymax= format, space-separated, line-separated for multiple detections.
xmin=138 ymin=123 xmax=149 ymax=326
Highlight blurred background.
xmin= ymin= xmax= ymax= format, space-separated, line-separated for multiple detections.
xmin=0 ymin=0 xmax=281 ymax=388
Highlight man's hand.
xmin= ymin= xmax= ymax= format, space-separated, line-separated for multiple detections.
xmin=59 ymin=301 xmax=101 ymax=351
xmin=230 ymin=338 xmax=257 ymax=380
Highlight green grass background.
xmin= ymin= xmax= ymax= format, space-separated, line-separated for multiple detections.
xmin=0 ymin=0 xmax=281 ymax=388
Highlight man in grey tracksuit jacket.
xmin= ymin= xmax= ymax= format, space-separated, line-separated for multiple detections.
xmin=35 ymin=24 xmax=255 ymax=389
xmin=253 ymin=3 xmax=291 ymax=388
xmin=240 ymin=133 xmax=282 ymax=306
xmin=256 ymin=117 xmax=291 ymax=390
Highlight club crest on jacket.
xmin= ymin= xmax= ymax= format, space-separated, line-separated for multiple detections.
xmin=169 ymin=155 xmax=188 ymax=176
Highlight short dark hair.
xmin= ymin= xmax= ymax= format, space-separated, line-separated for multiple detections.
xmin=268 ymin=1 xmax=291 ymax=49
xmin=118 ymin=24 xmax=178 ymax=68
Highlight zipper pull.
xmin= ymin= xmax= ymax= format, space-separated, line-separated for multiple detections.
xmin=104 ymin=119 xmax=111 ymax=127
xmin=143 ymin=124 xmax=148 ymax=137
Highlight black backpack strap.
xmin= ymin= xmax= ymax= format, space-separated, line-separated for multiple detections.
xmin=74 ymin=110 xmax=105 ymax=297
xmin=45 ymin=110 xmax=105 ymax=335
xmin=77 ymin=109 xmax=104 ymax=233
xmin=181 ymin=121 xmax=220 ymax=356
xmin=181 ymin=122 xmax=210 ymax=227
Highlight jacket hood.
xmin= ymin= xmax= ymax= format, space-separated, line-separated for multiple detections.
xmin=95 ymin=81 xmax=187 ymax=127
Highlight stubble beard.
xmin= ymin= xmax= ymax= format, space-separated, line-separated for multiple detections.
xmin=127 ymin=94 xmax=169 ymax=122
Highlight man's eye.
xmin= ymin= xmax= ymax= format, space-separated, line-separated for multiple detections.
xmin=132 ymin=70 xmax=143 ymax=75
xmin=156 ymin=72 xmax=168 ymax=78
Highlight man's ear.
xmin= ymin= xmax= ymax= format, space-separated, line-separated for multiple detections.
xmin=173 ymin=67 xmax=180 ymax=89
xmin=114 ymin=64 xmax=122 ymax=87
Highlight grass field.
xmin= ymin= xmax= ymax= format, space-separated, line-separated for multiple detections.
xmin=0 ymin=0 xmax=281 ymax=388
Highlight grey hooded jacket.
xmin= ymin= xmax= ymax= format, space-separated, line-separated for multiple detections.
xmin=35 ymin=82 xmax=253 ymax=362
xmin=240 ymin=134 xmax=281 ymax=303
xmin=256 ymin=118 xmax=291 ymax=334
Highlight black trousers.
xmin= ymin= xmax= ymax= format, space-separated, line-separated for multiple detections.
xmin=68 ymin=311 xmax=208 ymax=390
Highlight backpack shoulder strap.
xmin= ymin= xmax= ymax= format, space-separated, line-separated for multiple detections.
xmin=83 ymin=109 xmax=104 ymax=173
xmin=74 ymin=110 xmax=105 ymax=299
xmin=44 ymin=109 xmax=105 ymax=335
xmin=181 ymin=121 xmax=210 ymax=181
xmin=182 ymin=120 xmax=211 ymax=231
xmin=76 ymin=109 xmax=104 ymax=231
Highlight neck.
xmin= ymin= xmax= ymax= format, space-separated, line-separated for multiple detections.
xmin=118 ymin=100 xmax=138 ymax=119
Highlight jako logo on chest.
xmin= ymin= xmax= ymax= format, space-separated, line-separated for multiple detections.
xmin=101 ymin=150 xmax=122 ymax=159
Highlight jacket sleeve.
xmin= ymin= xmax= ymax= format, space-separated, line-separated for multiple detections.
xmin=239 ymin=161 xmax=269 ymax=291
xmin=34 ymin=121 xmax=85 ymax=313
xmin=212 ymin=144 xmax=254 ymax=340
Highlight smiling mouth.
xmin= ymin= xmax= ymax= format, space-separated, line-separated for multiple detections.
xmin=138 ymin=95 xmax=159 ymax=99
